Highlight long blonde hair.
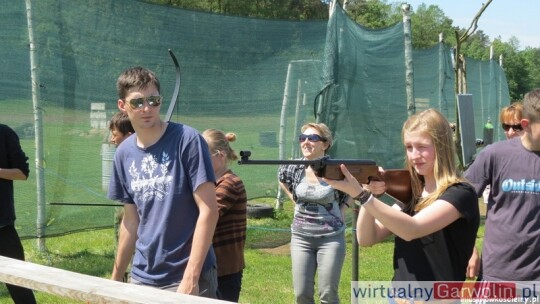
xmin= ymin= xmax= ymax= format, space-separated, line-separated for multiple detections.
xmin=402 ymin=109 xmax=466 ymax=211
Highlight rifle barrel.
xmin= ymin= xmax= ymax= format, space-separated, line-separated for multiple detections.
xmin=238 ymin=156 xmax=376 ymax=167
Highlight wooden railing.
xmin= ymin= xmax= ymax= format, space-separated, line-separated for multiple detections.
xmin=0 ymin=256 xmax=226 ymax=303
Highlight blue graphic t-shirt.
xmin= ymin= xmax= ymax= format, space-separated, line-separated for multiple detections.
xmin=108 ymin=122 xmax=216 ymax=286
xmin=465 ymin=137 xmax=540 ymax=281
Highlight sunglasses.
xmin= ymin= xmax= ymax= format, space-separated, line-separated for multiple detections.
xmin=299 ymin=134 xmax=326 ymax=143
xmin=501 ymin=123 xmax=522 ymax=132
xmin=127 ymin=95 xmax=162 ymax=110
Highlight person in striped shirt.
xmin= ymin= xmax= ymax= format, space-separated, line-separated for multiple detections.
xmin=203 ymin=129 xmax=247 ymax=303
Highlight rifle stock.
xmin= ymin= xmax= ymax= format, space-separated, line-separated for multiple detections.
xmin=238 ymin=151 xmax=412 ymax=204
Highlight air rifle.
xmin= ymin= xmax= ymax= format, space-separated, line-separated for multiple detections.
xmin=238 ymin=150 xmax=412 ymax=204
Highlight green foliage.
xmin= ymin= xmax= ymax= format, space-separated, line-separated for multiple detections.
xmin=346 ymin=0 xmax=402 ymax=28
xmin=345 ymin=0 xmax=538 ymax=100
xmin=410 ymin=3 xmax=455 ymax=49
xmin=405 ymin=2 xmax=539 ymax=100
xmin=521 ymin=48 xmax=540 ymax=94
xmin=492 ymin=38 xmax=531 ymax=100
xmin=459 ymin=30 xmax=491 ymax=60
xmin=146 ymin=0 xmax=330 ymax=20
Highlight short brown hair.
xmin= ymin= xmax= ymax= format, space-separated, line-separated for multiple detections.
xmin=523 ymin=89 xmax=540 ymax=123
xmin=116 ymin=66 xmax=160 ymax=100
xmin=109 ymin=111 xmax=134 ymax=135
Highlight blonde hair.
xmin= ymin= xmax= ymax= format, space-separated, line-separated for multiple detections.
xmin=499 ymin=102 xmax=523 ymax=123
xmin=300 ymin=122 xmax=333 ymax=154
xmin=202 ymin=129 xmax=238 ymax=162
xmin=402 ymin=109 xmax=466 ymax=211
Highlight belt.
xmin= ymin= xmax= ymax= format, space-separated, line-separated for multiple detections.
xmin=302 ymin=202 xmax=333 ymax=209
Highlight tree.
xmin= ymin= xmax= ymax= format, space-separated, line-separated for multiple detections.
xmin=409 ymin=4 xmax=454 ymax=49
xmin=459 ymin=30 xmax=490 ymax=60
xmin=345 ymin=0 xmax=401 ymax=28
xmin=492 ymin=37 xmax=531 ymax=100
xmin=521 ymin=47 xmax=540 ymax=94
xmin=146 ymin=0 xmax=329 ymax=20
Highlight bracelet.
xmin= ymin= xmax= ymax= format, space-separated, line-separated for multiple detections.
xmin=353 ymin=189 xmax=374 ymax=206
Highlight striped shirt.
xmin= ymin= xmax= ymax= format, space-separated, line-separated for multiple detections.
xmin=213 ymin=170 xmax=247 ymax=277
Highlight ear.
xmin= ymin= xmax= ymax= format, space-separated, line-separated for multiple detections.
xmin=323 ymin=142 xmax=331 ymax=152
xmin=118 ymin=99 xmax=128 ymax=112
xmin=521 ymin=118 xmax=530 ymax=131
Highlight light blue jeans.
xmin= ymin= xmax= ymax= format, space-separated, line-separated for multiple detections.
xmin=291 ymin=232 xmax=346 ymax=304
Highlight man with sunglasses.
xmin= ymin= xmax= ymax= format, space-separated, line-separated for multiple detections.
xmin=465 ymin=89 xmax=540 ymax=287
xmin=108 ymin=66 xmax=219 ymax=298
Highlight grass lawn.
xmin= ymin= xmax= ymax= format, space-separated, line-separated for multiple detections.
xmin=0 ymin=199 xmax=486 ymax=304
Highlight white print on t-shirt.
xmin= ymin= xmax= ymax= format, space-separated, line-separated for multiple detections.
xmin=128 ymin=152 xmax=173 ymax=202
xmin=501 ymin=178 xmax=540 ymax=194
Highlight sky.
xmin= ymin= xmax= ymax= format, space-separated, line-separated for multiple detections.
xmin=403 ymin=0 xmax=539 ymax=49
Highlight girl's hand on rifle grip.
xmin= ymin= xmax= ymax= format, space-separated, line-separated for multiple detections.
xmin=365 ymin=167 xmax=386 ymax=197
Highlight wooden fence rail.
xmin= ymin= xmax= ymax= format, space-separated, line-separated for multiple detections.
xmin=0 ymin=256 xmax=226 ymax=303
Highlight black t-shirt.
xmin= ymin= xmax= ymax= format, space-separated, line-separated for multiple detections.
xmin=392 ymin=182 xmax=479 ymax=281
xmin=0 ymin=124 xmax=29 ymax=227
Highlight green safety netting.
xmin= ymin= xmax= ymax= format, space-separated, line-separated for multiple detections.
xmin=316 ymin=3 xmax=509 ymax=168
xmin=1 ymin=0 xmax=509 ymax=238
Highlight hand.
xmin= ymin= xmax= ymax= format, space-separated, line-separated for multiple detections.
xmin=323 ymin=164 xmax=364 ymax=197
xmin=111 ymin=262 xmax=126 ymax=282
xmin=365 ymin=167 xmax=387 ymax=196
xmin=110 ymin=273 xmax=123 ymax=282
xmin=177 ymin=280 xmax=199 ymax=295
xmin=466 ymin=247 xmax=481 ymax=279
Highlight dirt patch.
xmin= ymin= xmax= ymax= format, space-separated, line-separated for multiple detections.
xmin=260 ymin=243 xmax=290 ymax=255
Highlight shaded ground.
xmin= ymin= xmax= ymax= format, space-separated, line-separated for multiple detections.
xmin=260 ymin=243 xmax=290 ymax=255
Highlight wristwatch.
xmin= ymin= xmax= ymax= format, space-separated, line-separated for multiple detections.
xmin=353 ymin=189 xmax=374 ymax=206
